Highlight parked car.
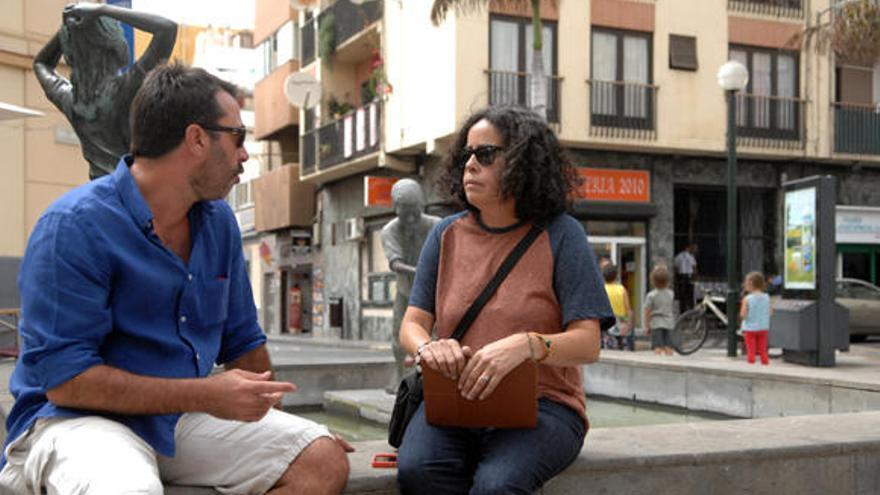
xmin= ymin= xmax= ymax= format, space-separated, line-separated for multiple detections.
xmin=836 ymin=278 xmax=880 ymax=342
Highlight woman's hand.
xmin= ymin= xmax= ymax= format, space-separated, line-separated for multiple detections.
xmin=418 ymin=338 xmax=471 ymax=381
xmin=63 ymin=3 xmax=104 ymax=27
xmin=458 ymin=333 xmax=530 ymax=401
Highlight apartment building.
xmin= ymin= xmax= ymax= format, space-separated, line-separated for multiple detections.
xmin=253 ymin=0 xmax=880 ymax=340
xmin=0 ymin=0 xmax=90 ymax=308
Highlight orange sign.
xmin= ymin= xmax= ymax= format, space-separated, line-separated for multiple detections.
xmin=576 ymin=168 xmax=650 ymax=203
xmin=365 ymin=176 xmax=399 ymax=207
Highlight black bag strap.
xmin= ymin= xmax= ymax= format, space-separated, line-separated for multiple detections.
xmin=450 ymin=224 xmax=544 ymax=342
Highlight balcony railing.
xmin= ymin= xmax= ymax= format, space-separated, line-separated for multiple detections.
xmin=728 ymin=0 xmax=803 ymax=18
xmin=587 ymin=80 xmax=658 ymax=140
xmin=302 ymin=16 xmax=316 ymax=66
xmin=301 ymin=100 xmax=382 ymax=175
xmin=833 ymin=102 xmax=880 ymax=155
xmin=487 ymin=69 xmax=561 ymax=123
xmin=322 ymin=0 xmax=382 ymax=53
xmin=735 ymin=93 xmax=805 ymax=150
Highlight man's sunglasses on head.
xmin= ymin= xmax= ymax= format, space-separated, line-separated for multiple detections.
xmin=460 ymin=145 xmax=504 ymax=167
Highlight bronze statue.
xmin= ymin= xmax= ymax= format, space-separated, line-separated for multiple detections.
xmin=34 ymin=3 xmax=177 ymax=179
xmin=381 ymin=179 xmax=440 ymax=393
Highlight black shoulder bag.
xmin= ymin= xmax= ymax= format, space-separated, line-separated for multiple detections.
xmin=388 ymin=224 xmax=544 ymax=448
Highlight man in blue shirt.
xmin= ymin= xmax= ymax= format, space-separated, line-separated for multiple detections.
xmin=0 ymin=64 xmax=350 ymax=494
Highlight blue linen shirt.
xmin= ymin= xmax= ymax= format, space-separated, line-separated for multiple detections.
xmin=2 ymin=157 xmax=266 ymax=467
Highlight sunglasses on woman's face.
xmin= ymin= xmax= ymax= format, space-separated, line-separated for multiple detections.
xmin=459 ymin=144 xmax=505 ymax=167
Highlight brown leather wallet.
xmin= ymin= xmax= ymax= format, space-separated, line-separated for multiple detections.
xmin=422 ymin=360 xmax=538 ymax=428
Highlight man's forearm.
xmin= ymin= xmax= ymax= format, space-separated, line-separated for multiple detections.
xmin=46 ymin=364 xmax=208 ymax=415
xmin=225 ymin=344 xmax=272 ymax=375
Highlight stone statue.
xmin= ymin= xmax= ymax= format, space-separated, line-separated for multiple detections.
xmin=381 ymin=179 xmax=440 ymax=393
xmin=34 ymin=3 xmax=177 ymax=179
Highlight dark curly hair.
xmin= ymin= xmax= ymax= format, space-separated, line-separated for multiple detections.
xmin=438 ymin=105 xmax=581 ymax=225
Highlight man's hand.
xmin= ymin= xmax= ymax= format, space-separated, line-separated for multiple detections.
xmin=201 ymin=369 xmax=296 ymax=422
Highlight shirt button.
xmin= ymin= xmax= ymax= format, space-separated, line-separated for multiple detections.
xmin=188 ymin=274 xmax=193 ymax=281
xmin=180 ymin=315 xmax=187 ymax=323
xmin=196 ymin=353 xmax=201 ymax=361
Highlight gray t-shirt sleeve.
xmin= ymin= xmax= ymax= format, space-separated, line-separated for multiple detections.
xmin=548 ymin=214 xmax=615 ymax=331
xmin=380 ymin=220 xmax=403 ymax=266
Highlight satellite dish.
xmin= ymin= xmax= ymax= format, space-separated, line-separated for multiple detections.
xmin=289 ymin=0 xmax=317 ymax=9
xmin=283 ymin=72 xmax=322 ymax=110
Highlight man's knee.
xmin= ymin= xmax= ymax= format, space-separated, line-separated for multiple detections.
xmin=279 ymin=436 xmax=348 ymax=492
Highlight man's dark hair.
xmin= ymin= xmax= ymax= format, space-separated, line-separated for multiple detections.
xmin=438 ymin=105 xmax=581 ymax=225
xmin=130 ymin=63 xmax=240 ymax=158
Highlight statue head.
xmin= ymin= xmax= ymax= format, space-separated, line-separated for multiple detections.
xmin=391 ymin=179 xmax=425 ymax=227
xmin=59 ymin=16 xmax=130 ymax=104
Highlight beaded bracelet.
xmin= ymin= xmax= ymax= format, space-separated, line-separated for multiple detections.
xmin=528 ymin=332 xmax=551 ymax=363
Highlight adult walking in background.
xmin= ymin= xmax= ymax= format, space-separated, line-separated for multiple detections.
xmin=674 ymin=243 xmax=698 ymax=314
xmin=396 ymin=105 xmax=614 ymax=495
xmin=1 ymin=64 xmax=350 ymax=495
xmin=33 ymin=2 xmax=176 ymax=179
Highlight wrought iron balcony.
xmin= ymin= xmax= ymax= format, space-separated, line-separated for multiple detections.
xmin=735 ymin=93 xmax=806 ymax=150
xmin=301 ymin=100 xmax=382 ymax=176
xmin=587 ymin=80 xmax=658 ymax=140
xmin=833 ymin=102 xmax=880 ymax=155
xmin=487 ymin=69 xmax=561 ymax=123
xmin=301 ymin=17 xmax=316 ymax=67
xmin=728 ymin=0 xmax=803 ymax=19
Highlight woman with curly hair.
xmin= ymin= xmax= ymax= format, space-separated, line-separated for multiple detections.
xmin=397 ymin=105 xmax=614 ymax=494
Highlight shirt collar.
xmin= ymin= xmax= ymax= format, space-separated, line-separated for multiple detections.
xmin=113 ymin=155 xmax=155 ymax=234
xmin=112 ymin=155 xmax=217 ymax=235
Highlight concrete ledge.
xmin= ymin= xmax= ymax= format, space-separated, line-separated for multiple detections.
xmin=340 ymin=411 xmax=880 ymax=495
xmin=585 ymin=351 xmax=880 ymax=417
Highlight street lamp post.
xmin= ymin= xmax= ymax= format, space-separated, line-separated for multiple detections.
xmin=717 ymin=61 xmax=749 ymax=358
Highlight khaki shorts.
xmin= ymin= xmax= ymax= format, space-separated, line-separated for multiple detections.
xmin=0 ymin=409 xmax=331 ymax=495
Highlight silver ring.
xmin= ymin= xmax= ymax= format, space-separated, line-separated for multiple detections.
xmin=479 ymin=375 xmax=491 ymax=383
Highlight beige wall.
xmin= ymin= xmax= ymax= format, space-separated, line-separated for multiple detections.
xmin=378 ymin=0 xmax=858 ymax=163
xmin=0 ymin=0 xmax=89 ymax=257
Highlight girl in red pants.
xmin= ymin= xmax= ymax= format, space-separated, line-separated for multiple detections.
xmin=739 ymin=272 xmax=771 ymax=365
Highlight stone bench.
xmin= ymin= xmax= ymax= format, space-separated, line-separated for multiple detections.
xmin=167 ymin=411 xmax=880 ymax=494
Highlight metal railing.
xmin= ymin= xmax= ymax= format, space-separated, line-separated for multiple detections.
xmin=487 ymin=69 xmax=561 ymax=123
xmin=735 ymin=93 xmax=806 ymax=150
xmin=0 ymin=308 xmax=20 ymax=358
xmin=301 ymin=17 xmax=316 ymax=66
xmin=833 ymin=102 xmax=880 ymax=155
xmin=727 ymin=0 xmax=804 ymax=18
xmin=302 ymin=100 xmax=382 ymax=175
xmin=328 ymin=0 xmax=383 ymax=50
xmin=587 ymin=80 xmax=658 ymax=140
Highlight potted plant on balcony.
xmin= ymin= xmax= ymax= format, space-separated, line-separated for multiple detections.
xmin=328 ymin=95 xmax=355 ymax=119
xmin=796 ymin=0 xmax=880 ymax=66
xmin=319 ymin=12 xmax=336 ymax=62
xmin=361 ymin=48 xmax=391 ymax=104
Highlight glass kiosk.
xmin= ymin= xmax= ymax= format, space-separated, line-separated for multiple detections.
xmin=770 ymin=176 xmax=849 ymax=366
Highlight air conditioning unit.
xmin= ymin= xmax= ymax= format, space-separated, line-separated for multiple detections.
xmin=345 ymin=217 xmax=365 ymax=241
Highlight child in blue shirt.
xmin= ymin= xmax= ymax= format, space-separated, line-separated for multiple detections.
xmin=740 ymin=271 xmax=771 ymax=365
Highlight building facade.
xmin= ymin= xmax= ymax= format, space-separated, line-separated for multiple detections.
xmin=252 ymin=0 xmax=880 ymax=340
xmin=0 ymin=0 xmax=91 ymax=308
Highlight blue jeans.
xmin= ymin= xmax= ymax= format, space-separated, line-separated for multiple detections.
xmin=397 ymin=398 xmax=586 ymax=495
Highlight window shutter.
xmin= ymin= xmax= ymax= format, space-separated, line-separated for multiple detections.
xmin=669 ymin=35 xmax=698 ymax=71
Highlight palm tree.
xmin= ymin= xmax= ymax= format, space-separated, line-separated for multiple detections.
xmin=796 ymin=0 xmax=880 ymax=66
xmin=431 ymin=0 xmax=553 ymax=121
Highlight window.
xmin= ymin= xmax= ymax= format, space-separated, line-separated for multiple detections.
xmin=258 ymin=21 xmax=298 ymax=79
xmin=489 ymin=15 xmax=559 ymax=122
xmin=730 ymin=46 xmax=799 ymax=139
xmin=669 ymin=34 xmax=697 ymax=71
xmin=591 ymin=28 xmax=653 ymax=128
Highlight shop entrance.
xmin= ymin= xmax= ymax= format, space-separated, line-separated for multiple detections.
xmin=838 ymin=244 xmax=880 ymax=285
xmin=589 ymin=236 xmax=646 ymax=328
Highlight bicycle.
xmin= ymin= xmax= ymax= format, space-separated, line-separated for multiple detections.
xmin=672 ymin=292 xmax=783 ymax=358
xmin=672 ymin=292 xmax=728 ymax=355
